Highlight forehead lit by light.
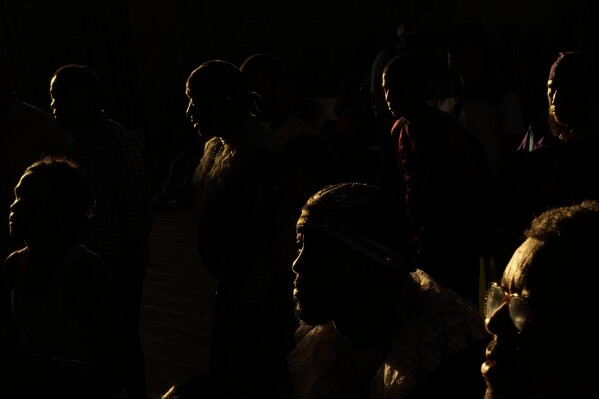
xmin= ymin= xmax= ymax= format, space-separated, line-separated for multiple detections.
xmin=502 ymin=238 xmax=543 ymax=294
xmin=50 ymin=75 xmax=59 ymax=93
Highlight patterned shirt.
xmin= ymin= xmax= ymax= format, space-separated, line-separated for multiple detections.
xmin=288 ymin=269 xmax=487 ymax=399
xmin=68 ymin=113 xmax=152 ymax=265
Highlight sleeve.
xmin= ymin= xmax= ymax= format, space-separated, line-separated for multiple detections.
xmin=110 ymin=130 xmax=152 ymax=254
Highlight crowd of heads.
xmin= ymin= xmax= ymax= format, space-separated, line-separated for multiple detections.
xmin=2 ymin=18 xmax=599 ymax=399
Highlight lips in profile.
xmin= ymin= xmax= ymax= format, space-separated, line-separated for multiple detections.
xmin=481 ymin=357 xmax=496 ymax=381
xmin=293 ymin=286 xmax=300 ymax=301
xmin=481 ymin=339 xmax=522 ymax=393
xmin=481 ymin=344 xmax=497 ymax=380
xmin=293 ymin=282 xmax=314 ymax=305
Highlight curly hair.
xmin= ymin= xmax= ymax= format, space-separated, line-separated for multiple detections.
xmin=523 ymin=200 xmax=599 ymax=304
xmin=525 ymin=200 xmax=599 ymax=244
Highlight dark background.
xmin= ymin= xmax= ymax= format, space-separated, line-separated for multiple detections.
xmin=1 ymin=0 xmax=596 ymax=191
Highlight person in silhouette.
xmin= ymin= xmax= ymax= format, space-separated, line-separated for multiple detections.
xmin=493 ymin=51 xmax=599 ymax=274
xmin=382 ymin=53 xmax=492 ymax=306
xmin=49 ymin=64 xmax=152 ymax=399
xmin=240 ymin=53 xmax=318 ymax=151
xmin=0 ymin=155 xmax=130 ymax=398
xmin=482 ymin=199 xmax=599 ymax=399
xmin=369 ymin=23 xmax=423 ymax=197
xmin=273 ymin=133 xmax=340 ymax=354
xmin=0 ymin=51 xmax=71 ymax=262
xmin=438 ymin=22 xmax=525 ymax=185
xmin=288 ymin=182 xmax=487 ymax=399
xmin=512 ymin=51 xmax=599 ymax=221
xmin=186 ymin=59 xmax=294 ymax=398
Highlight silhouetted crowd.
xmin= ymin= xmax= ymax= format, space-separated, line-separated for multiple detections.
xmin=2 ymin=19 xmax=599 ymax=399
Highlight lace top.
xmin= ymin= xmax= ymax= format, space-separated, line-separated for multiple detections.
xmin=287 ymin=269 xmax=486 ymax=399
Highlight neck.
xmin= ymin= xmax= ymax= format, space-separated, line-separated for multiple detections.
xmin=552 ymin=108 xmax=599 ymax=142
xmin=333 ymin=272 xmax=409 ymax=350
xmin=71 ymin=109 xmax=104 ymax=131
xmin=218 ymin=114 xmax=254 ymax=141
xmin=403 ymin=102 xmax=432 ymax=122
xmin=25 ymin=236 xmax=77 ymax=261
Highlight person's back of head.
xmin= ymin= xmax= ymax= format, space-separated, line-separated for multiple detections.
xmin=50 ymin=64 xmax=103 ymax=130
xmin=185 ymin=60 xmax=256 ymax=139
xmin=240 ymin=53 xmax=299 ymax=126
xmin=240 ymin=53 xmax=281 ymax=96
